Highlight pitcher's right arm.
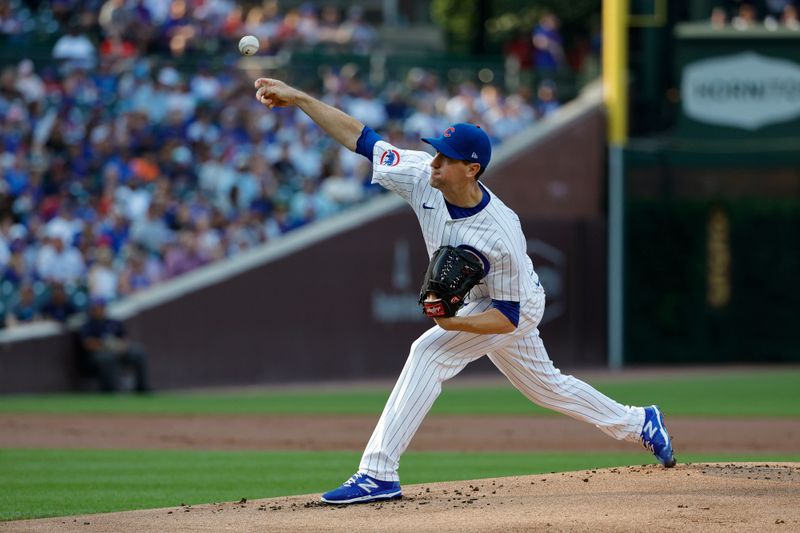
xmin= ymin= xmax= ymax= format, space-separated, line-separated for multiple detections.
xmin=254 ymin=77 xmax=363 ymax=151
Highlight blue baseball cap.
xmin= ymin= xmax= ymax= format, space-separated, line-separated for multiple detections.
xmin=422 ymin=123 xmax=492 ymax=174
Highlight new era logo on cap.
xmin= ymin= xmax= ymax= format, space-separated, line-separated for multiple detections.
xmin=421 ymin=123 xmax=492 ymax=172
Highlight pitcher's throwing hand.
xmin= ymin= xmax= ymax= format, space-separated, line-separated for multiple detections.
xmin=254 ymin=78 xmax=299 ymax=109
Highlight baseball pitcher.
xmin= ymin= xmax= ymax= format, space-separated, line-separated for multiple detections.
xmin=254 ymin=78 xmax=676 ymax=505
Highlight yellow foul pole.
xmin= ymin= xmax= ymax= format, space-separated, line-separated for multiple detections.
xmin=603 ymin=0 xmax=628 ymax=369
xmin=603 ymin=0 xmax=629 ymax=145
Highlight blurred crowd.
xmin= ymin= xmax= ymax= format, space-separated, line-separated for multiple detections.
xmin=0 ymin=0 xmax=377 ymax=57
xmin=0 ymin=6 xmax=564 ymax=329
xmin=710 ymin=0 xmax=799 ymax=29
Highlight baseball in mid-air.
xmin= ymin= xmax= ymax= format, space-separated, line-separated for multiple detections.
xmin=238 ymin=35 xmax=259 ymax=55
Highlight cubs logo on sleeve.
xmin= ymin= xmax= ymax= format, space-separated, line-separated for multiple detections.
xmin=379 ymin=149 xmax=400 ymax=167
xmin=370 ymin=140 xmax=433 ymax=204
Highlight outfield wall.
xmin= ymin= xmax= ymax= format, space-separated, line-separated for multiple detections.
xmin=0 ymin=85 xmax=607 ymax=393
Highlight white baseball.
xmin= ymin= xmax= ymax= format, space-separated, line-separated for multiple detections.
xmin=238 ymin=35 xmax=259 ymax=56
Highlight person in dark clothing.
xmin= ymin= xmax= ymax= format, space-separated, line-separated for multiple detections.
xmin=79 ymin=298 xmax=150 ymax=392
xmin=40 ymin=282 xmax=78 ymax=323
xmin=6 ymin=283 xmax=41 ymax=327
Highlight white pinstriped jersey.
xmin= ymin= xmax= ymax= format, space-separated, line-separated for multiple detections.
xmin=354 ymin=139 xmax=648 ymax=484
xmin=371 ymin=140 xmax=543 ymax=318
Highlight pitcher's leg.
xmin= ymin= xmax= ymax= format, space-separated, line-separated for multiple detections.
xmin=488 ymin=332 xmax=644 ymax=442
xmin=360 ymin=307 xmax=513 ymax=481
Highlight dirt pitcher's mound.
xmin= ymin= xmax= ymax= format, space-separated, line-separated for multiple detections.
xmin=6 ymin=463 xmax=799 ymax=532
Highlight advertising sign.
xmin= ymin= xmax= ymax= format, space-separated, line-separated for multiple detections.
xmin=682 ymin=52 xmax=800 ymax=130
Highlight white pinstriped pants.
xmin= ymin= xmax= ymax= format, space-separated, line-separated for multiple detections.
xmin=359 ymin=295 xmax=645 ymax=482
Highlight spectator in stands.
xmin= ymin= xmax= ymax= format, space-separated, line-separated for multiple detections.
xmin=98 ymin=0 xmax=129 ymax=37
xmin=0 ymin=0 xmax=25 ymax=35
xmin=710 ymin=6 xmax=728 ymax=28
xmin=52 ymin=22 xmax=96 ymax=71
xmin=277 ymin=7 xmax=302 ymax=47
xmin=78 ymin=298 xmax=150 ymax=393
xmin=162 ymin=0 xmax=198 ymax=56
xmin=245 ymin=3 xmax=281 ymax=54
xmin=118 ymin=246 xmax=156 ymax=295
xmin=535 ymin=79 xmax=561 ymax=118
xmin=35 ymin=234 xmax=86 ymax=285
xmin=45 ymin=206 xmax=83 ymax=247
xmin=87 ymin=246 xmax=119 ymax=300
xmin=6 ymin=283 xmax=40 ymax=327
xmin=40 ymin=282 xmax=78 ymax=323
xmin=732 ymin=2 xmax=759 ymax=29
xmin=346 ymin=85 xmax=388 ymax=129
xmin=504 ymin=28 xmax=535 ymax=87
xmin=318 ymin=5 xmax=344 ymax=47
xmin=220 ymin=4 xmax=245 ymax=39
xmin=190 ymin=67 xmax=222 ymax=104
xmin=339 ymin=6 xmax=376 ymax=54
xmin=130 ymin=203 xmax=171 ymax=253
xmin=99 ymin=211 xmax=130 ymax=254
xmin=764 ymin=0 xmax=794 ymax=26
xmin=445 ymin=82 xmax=479 ymax=124
xmin=15 ymin=59 xmax=46 ymax=104
xmin=1 ymin=244 xmax=27 ymax=286
xmin=297 ymin=3 xmax=320 ymax=46
xmin=488 ymin=93 xmax=536 ymax=139
xmin=318 ymin=157 xmax=364 ymax=208
xmin=0 ymin=228 xmax=11 ymax=271
xmin=193 ymin=213 xmax=224 ymax=261
xmin=709 ymin=0 xmax=800 ymax=29
xmin=163 ymin=230 xmax=209 ymax=278
xmin=404 ymin=99 xmax=442 ymax=140
xmin=99 ymin=30 xmax=138 ymax=61
xmin=783 ymin=3 xmax=799 ymax=28
xmin=532 ymin=11 xmax=565 ymax=72
xmin=289 ymin=177 xmax=336 ymax=225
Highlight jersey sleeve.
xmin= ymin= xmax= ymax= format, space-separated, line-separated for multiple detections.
xmin=484 ymin=241 xmax=522 ymax=303
xmin=370 ymin=140 xmax=432 ymax=203
xmin=355 ymin=126 xmax=381 ymax=161
xmin=491 ymin=299 xmax=520 ymax=327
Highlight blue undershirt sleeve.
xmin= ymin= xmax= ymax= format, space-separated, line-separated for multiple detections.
xmin=491 ymin=299 xmax=520 ymax=328
xmin=355 ymin=126 xmax=382 ymax=161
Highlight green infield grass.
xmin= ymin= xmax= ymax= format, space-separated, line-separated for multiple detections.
xmin=2 ymin=449 xmax=799 ymax=521
xmin=1 ymin=370 xmax=799 ymax=417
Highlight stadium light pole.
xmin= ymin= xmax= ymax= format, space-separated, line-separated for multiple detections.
xmin=603 ymin=0 xmax=628 ymax=370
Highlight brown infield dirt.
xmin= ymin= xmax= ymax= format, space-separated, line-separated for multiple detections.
xmin=4 ymin=463 xmax=799 ymax=532
xmin=2 ymin=409 xmax=800 ymax=531
xmin=2 ymin=413 xmax=800 ymax=453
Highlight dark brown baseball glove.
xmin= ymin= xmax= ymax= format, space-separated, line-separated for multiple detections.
xmin=419 ymin=245 xmax=486 ymax=317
